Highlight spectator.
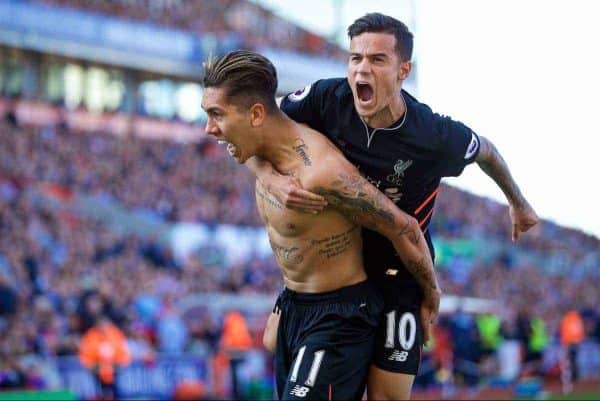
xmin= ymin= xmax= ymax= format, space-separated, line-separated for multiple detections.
xmin=560 ymin=310 xmax=585 ymax=383
xmin=79 ymin=315 xmax=131 ymax=400
xmin=0 ymin=271 xmax=17 ymax=318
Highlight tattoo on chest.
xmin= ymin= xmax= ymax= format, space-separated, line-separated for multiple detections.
xmin=310 ymin=226 xmax=357 ymax=259
xmin=293 ymin=138 xmax=312 ymax=166
xmin=269 ymin=239 xmax=304 ymax=264
xmin=256 ymin=185 xmax=283 ymax=209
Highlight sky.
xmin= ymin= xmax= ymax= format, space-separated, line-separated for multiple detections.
xmin=253 ymin=0 xmax=600 ymax=238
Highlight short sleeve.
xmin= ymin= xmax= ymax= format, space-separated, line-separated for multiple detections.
xmin=279 ymin=79 xmax=338 ymax=135
xmin=435 ymin=114 xmax=481 ymax=177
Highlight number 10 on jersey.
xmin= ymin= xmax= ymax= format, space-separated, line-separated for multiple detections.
xmin=385 ymin=311 xmax=417 ymax=350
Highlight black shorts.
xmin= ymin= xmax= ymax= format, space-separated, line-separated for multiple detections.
xmin=274 ymin=280 xmax=383 ymax=400
xmin=371 ymin=276 xmax=424 ymax=376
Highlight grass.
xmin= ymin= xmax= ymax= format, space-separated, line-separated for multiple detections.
xmin=548 ymin=392 xmax=600 ymax=400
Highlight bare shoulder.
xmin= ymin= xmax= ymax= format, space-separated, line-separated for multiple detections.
xmin=299 ymin=129 xmax=356 ymax=190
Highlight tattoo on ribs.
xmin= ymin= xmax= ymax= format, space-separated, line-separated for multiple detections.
xmin=256 ymin=185 xmax=283 ymax=209
xmin=269 ymin=239 xmax=304 ymax=264
xmin=310 ymin=226 xmax=357 ymax=259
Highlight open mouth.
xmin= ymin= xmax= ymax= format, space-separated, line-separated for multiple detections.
xmin=227 ymin=143 xmax=238 ymax=158
xmin=216 ymin=140 xmax=239 ymax=158
xmin=356 ymin=82 xmax=374 ymax=103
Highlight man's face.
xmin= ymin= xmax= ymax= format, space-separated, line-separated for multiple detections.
xmin=348 ymin=32 xmax=409 ymax=119
xmin=201 ymin=87 xmax=253 ymax=163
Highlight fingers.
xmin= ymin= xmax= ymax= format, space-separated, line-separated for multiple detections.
xmin=290 ymin=188 xmax=327 ymax=204
xmin=512 ymin=224 xmax=520 ymax=242
xmin=286 ymin=189 xmax=328 ymax=212
xmin=423 ymin=319 xmax=431 ymax=346
xmin=420 ymin=307 xmax=433 ymax=347
xmin=513 ymin=217 xmax=538 ymax=242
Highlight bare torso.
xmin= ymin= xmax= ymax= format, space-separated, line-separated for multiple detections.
xmin=255 ymin=129 xmax=367 ymax=293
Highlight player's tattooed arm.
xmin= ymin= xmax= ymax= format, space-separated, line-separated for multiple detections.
xmin=476 ymin=136 xmax=539 ymax=240
xmin=312 ymin=168 xmax=440 ymax=294
xmin=476 ymin=136 xmax=526 ymax=206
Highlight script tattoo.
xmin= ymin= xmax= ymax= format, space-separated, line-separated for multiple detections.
xmin=293 ymin=138 xmax=312 ymax=166
xmin=269 ymin=239 xmax=304 ymax=264
xmin=314 ymin=173 xmax=396 ymax=231
xmin=256 ymin=183 xmax=283 ymax=210
xmin=310 ymin=226 xmax=357 ymax=259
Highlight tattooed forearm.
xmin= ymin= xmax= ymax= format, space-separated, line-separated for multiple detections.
xmin=269 ymin=239 xmax=304 ymax=264
xmin=318 ymin=171 xmax=437 ymax=292
xmin=313 ymin=173 xmax=395 ymax=231
xmin=404 ymin=256 xmax=439 ymax=292
xmin=477 ymin=137 xmax=526 ymax=206
xmin=395 ymin=215 xmax=421 ymax=246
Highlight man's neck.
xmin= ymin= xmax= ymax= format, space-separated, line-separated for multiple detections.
xmin=259 ymin=114 xmax=304 ymax=174
xmin=362 ymin=90 xmax=406 ymax=128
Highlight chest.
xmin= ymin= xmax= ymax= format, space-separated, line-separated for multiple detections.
xmin=255 ymin=181 xmax=313 ymax=237
xmin=329 ymin=124 xmax=441 ymax=204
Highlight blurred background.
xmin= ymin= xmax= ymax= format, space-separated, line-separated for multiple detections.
xmin=0 ymin=0 xmax=598 ymax=400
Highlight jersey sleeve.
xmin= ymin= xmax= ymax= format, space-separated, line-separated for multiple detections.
xmin=435 ymin=114 xmax=481 ymax=177
xmin=279 ymin=79 xmax=336 ymax=136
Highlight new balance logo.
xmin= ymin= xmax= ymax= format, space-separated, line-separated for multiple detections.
xmin=388 ymin=350 xmax=409 ymax=362
xmin=290 ymin=385 xmax=310 ymax=398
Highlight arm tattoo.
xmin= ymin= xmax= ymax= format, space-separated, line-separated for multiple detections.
xmin=405 ymin=256 xmax=439 ymax=291
xmin=396 ymin=219 xmax=421 ymax=246
xmin=477 ymin=137 xmax=526 ymax=206
xmin=313 ymin=173 xmax=395 ymax=231
xmin=316 ymin=172 xmax=437 ymax=292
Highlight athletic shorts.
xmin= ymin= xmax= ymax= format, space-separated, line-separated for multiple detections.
xmin=371 ymin=277 xmax=424 ymax=376
xmin=274 ymin=280 xmax=383 ymax=400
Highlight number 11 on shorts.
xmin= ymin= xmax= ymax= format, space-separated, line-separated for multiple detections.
xmin=385 ymin=311 xmax=417 ymax=350
xmin=290 ymin=345 xmax=326 ymax=386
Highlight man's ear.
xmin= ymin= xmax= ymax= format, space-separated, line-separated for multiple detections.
xmin=399 ymin=60 xmax=412 ymax=81
xmin=250 ymin=103 xmax=266 ymax=127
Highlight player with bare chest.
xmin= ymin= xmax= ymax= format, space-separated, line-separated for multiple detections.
xmin=201 ymin=50 xmax=438 ymax=400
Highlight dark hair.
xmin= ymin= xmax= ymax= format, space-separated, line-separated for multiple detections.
xmin=347 ymin=13 xmax=413 ymax=61
xmin=202 ymin=50 xmax=278 ymax=111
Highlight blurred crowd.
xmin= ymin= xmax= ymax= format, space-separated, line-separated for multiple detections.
xmin=1 ymin=103 xmax=599 ymax=398
xmin=33 ymin=0 xmax=347 ymax=59
xmin=0 ymin=116 xmax=281 ymax=395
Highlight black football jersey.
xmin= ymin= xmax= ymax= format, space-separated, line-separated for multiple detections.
xmin=281 ymin=78 xmax=480 ymax=288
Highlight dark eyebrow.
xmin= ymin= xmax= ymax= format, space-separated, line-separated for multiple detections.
xmin=203 ymin=106 xmax=222 ymax=114
xmin=349 ymin=52 xmax=388 ymax=59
